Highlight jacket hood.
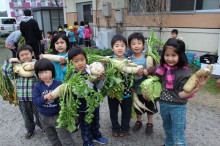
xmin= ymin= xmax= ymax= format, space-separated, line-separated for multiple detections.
xmin=22 ymin=16 xmax=32 ymax=22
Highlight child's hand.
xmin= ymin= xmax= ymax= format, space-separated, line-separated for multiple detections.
xmin=102 ymin=60 xmax=108 ymax=64
xmin=9 ymin=58 xmax=20 ymax=63
xmin=194 ymin=76 xmax=208 ymax=92
xmin=44 ymin=93 xmax=54 ymax=101
xmin=99 ymin=72 xmax=105 ymax=81
xmin=143 ymin=93 xmax=150 ymax=101
xmin=59 ymin=57 xmax=66 ymax=64
xmin=30 ymin=62 xmax=35 ymax=70
xmin=137 ymin=68 xmax=144 ymax=76
xmin=39 ymin=54 xmax=43 ymax=59
xmin=143 ymin=69 xmax=148 ymax=76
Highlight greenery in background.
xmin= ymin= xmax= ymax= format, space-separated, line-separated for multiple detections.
xmin=83 ymin=47 xmax=113 ymax=57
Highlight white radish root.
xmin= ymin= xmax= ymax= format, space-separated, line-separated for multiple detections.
xmin=42 ymin=54 xmax=63 ymax=62
xmin=133 ymin=92 xmax=153 ymax=113
xmin=90 ymin=62 xmax=105 ymax=76
xmin=22 ymin=62 xmax=35 ymax=71
xmin=13 ymin=64 xmax=34 ymax=77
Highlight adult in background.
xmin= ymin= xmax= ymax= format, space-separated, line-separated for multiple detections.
xmin=20 ymin=9 xmax=43 ymax=60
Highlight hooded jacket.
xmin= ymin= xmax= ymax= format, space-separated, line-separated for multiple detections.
xmin=20 ymin=16 xmax=42 ymax=43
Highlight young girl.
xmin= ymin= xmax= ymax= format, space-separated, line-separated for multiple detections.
xmin=2 ymin=45 xmax=42 ymax=139
xmin=128 ymin=32 xmax=158 ymax=134
xmin=77 ymin=21 xmax=84 ymax=46
xmin=73 ymin=21 xmax=79 ymax=45
xmin=50 ymin=34 xmax=70 ymax=81
xmin=68 ymin=47 xmax=107 ymax=146
xmin=33 ymin=58 xmax=75 ymax=146
xmin=156 ymin=38 xmax=207 ymax=146
xmin=108 ymin=34 xmax=133 ymax=137
xmin=68 ymin=26 xmax=76 ymax=47
xmin=83 ymin=21 xmax=92 ymax=48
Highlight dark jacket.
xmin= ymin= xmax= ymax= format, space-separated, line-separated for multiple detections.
xmin=20 ymin=16 xmax=42 ymax=43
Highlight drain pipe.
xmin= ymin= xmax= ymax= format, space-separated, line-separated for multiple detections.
xmin=63 ymin=0 xmax=67 ymax=24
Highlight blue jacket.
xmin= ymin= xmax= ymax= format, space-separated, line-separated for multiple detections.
xmin=33 ymin=80 xmax=62 ymax=117
xmin=77 ymin=26 xmax=84 ymax=38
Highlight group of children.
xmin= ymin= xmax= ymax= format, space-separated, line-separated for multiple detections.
xmin=2 ymin=30 xmax=207 ymax=146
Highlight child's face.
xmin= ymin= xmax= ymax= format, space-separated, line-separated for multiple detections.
xmin=47 ymin=33 xmax=51 ymax=38
xmin=171 ymin=33 xmax=177 ymax=39
xmin=55 ymin=38 xmax=67 ymax=54
xmin=70 ymin=29 xmax=73 ymax=32
xmin=130 ymin=39 xmax=144 ymax=55
xmin=111 ymin=40 xmax=126 ymax=58
xmin=85 ymin=24 xmax=89 ymax=28
xmin=19 ymin=50 xmax=34 ymax=63
xmin=38 ymin=70 xmax=53 ymax=83
xmin=72 ymin=54 xmax=86 ymax=73
xmin=164 ymin=46 xmax=179 ymax=66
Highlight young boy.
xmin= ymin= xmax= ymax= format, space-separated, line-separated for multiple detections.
xmin=171 ymin=29 xmax=183 ymax=40
xmin=33 ymin=58 xmax=75 ymax=146
xmin=2 ymin=45 xmax=42 ymax=139
xmin=128 ymin=32 xmax=158 ymax=135
xmin=45 ymin=31 xmax=52 ymax=50
xmin=73 ymin=21 xmax=79 ymax=45
xmin=68 ymin=26 xmax=76 ymax=47
xmin=68 ymin=47 xmax=107 ymax=146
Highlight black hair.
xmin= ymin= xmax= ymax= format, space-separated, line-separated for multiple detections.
xmin=59 ymin=31 xmax=66 ymax=35
xmin=171 ymin=29 xmax=178 ymax=35
xmin=80 ymin=21 xmax=84 ymax=26
xmin=58 ymin=25 xmax=63 ymax=29
xmin=53 ymin=31 xmax=58 ymax=36
xmin=47 ymin=31 xmax=52 ymax=35
xmin=128 ymin=32 xmax=145 ymax=48
xmin=74 ymin=21 xmax=78 ymax=25
xmin=50 ymin=34 xmax=70 ymax=54
xmin=64 ymin=24 xmax=68 ymax=28
xmin=16 ymin=45 xmax=33 ymax=59
xmin=111 ymin=34 xmax=127 ymax=48
xmin=24 ymin=9 xmax=31 ymax=16
xmin=34 ymin=58 xmax=56 ymax=79
xmin=160 ymin=38 xmax=188 ymax=67
xmin=84 ymin=21 xmax=90 ymax=28
xmin=68 ymin=46 xmax=87 ymax=63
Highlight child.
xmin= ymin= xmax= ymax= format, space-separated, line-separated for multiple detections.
xmin=2 ymin=45 xmax=42 ymax=139
xmin=40 ymin=30 xmax=45 ymax=54
xmin=5 ymin=29 xmax=21 ymax=58
xmin=77 ymin=21 xmax=85 ymax=46
xmin=156 ymin=38 xmax=207 ymax=146
xmin=64 ymin=24 xmax=70 ymax=36
xmin=68 ymin=26 xmax=76 ymax=47
xmin=50 ymin=34 xmax=70 ymax=81
xmin=33 ymin=58 xmax=75 ymax=146
xmin=108 ymin=34 xmax=133 ymax=137
xmin=83 ymin=21 xmax=92 ymax=49
xmin=128 ymin=32 xmax=158 ymax=134
xmin=171 ymin=29 xmax=183 ymax=40
xmin=73 ymin=21 xmax=79 ymax=45
xmin=52 ymin=31 xmax=58 ymax=37
xmin=68 ymin=47 xmax=107 ymax=146
xmin=45 ymin=31 xmax=52 ymax=50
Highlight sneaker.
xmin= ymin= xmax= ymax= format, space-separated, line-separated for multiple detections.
xmin=132 ymin=121 xmax=142 ymax=132
xmin=93 ymin=137 xmax=107 ymax=144
xmin=112 ymin=129 xmax=120 ymax=137
xmin=119 ymin=130 xmax=129 ymax=137
xmin=145 ymin=123 xmax=153 ymax=134
xmin=25 ymin=131 xmax=34 ymax=139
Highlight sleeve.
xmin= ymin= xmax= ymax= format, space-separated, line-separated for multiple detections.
xmin=34 ymin=21 xmax=42 ymax=41
xmin=89 ymin=28 xmax=92 ymax=35
xmin=19 ymin=22 xmax=25 ymax=37
xmin=176 ymin=71 xmax=191 ymax=93
xmin=146 ymin=59 xmax=156 ymax=75
xmin=96 ymin=79 xmax=105 ymax=89
xmin=33 ymin=83 xmax=46 ymax=107
xmin=77 ymin=28 xmax=80 ymax=33
xmin=2 ymin=60 xmax=15 ymax=80
xmin=14 ymin=31 xmax=21 ymax=43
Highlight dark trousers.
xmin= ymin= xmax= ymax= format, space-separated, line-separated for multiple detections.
xmin=70 ymin=42 xmax=76 ymax=48
xmin=27 ymin=42 xmax=40 ymax=60
xmin=108 ymin=97 xmax=132 ymax=131
xmin=78 ymin=107 xmax=102 ymax=146
xmin=10 ymin=48 xmax=17 ymax=58
xmin=84 ymin=38 xmax=91 ymax=47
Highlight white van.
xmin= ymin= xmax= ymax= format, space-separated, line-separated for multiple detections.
xmin=0 ymin=17 xmax=19 ymax=36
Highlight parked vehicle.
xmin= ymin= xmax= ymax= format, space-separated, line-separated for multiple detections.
xmin=0 ymin=17 xmax=19 ymax=37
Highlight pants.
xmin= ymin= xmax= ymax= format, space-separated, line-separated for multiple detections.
xmin=78 ymin=107 xmax=102 ymax=146
xmin=75 ymin=35 xmax=79 ymax=45
xmin=108 ymin=97 xmax=132 ymax=131
xmin=19 ymin=101 xmax=42 ymax=132
xmin=27 ymin=42 xmax=40 ymax=60
xmin=39 ymin=114 xmax=75 ymax=146
xmin=84 ymin=38 xmax=91 ymax=47
xmin=40 ymin=44 xmax=45 ymax=54
xmin=70 ymin=42 xmax=76 ymax=48
xmin=160 ymin=101 xmax=187 ymax=146
xmin=78 ymin=38 xmax=84 ymax=46
xmin=10 ymin=48 xmax=17 ymax=58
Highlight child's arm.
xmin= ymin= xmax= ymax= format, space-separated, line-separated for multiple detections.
xmin=33 ymin=84 xmax=47 ymax=106
xmin=143 ymin=60 xmax=156 ymax=76
xmin=178 ymin=76 xmax=208 ymax=98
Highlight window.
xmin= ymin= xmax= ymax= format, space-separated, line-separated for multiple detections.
xmin=196 ymin=0 xmax=220 ymax=10
xmin=2 ymin=19 xmax=16 ymax=24
xmin=12 ymin=0 xmax=18 ymax=7
xmin=31 ymin=0 xmax=37 ymax=6
xmin=41 ymin=0 xmax=46 ymax=6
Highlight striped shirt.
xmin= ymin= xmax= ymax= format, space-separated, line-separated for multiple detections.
xmin=2 ymin=60 xmax=38 ymax=101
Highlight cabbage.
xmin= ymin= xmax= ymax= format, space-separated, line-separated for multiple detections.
xmin=139 ymin=76 xmax=162 ymax=105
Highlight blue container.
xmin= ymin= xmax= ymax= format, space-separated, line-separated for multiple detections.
xmin=186 ymin=52 xmax=196 ymax=64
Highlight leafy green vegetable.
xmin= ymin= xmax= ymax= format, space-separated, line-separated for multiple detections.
xmin=139 ymin=76 xmax=162 ymax=107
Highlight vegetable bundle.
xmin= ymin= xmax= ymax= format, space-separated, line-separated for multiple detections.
xmin=0 ymin=67 xmax=18 ymax=105
xmin=139 ymin=76 xmax=162 ymax=106
xmin=183 ymin=64 xmax=213 ymax=93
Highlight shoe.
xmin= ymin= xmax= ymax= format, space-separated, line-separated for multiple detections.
xmin=132 ymin=121 xmax=142 ymax=132
xmin=25 ymin=131 xmax=34 ymax=139
xmin=40 ymin=127 xmax=46 ymax=134
xmin=112 ymin=129 xmax=120 ymax=137
xmin=93 ymin=137 xmax=107 ymax=144
xmin=145 ymin=123 xmax=153 ymax=134
xmin=119 ymin=130 xmax=129 ymax=137
xmin=72 ymin=120 xmax=80 ymax=133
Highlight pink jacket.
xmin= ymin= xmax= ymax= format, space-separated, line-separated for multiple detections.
xmin=83 ymin=28 xmax=92 ymax=38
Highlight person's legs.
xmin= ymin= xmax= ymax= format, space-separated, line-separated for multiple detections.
xmin=32 ymin=102 xmax=42 ymax=129
xmin=171 ymin=104 xmax=187 ymax=146
xmin=28 ymin=42 xmax=40 ymax=60
xmin=160 ymin=102 xmax=173 ymax=146
xmin=120 ymin=97 xmax=132 ymax=132
xmin=11 ymin=48 xmax=17 ymax=58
